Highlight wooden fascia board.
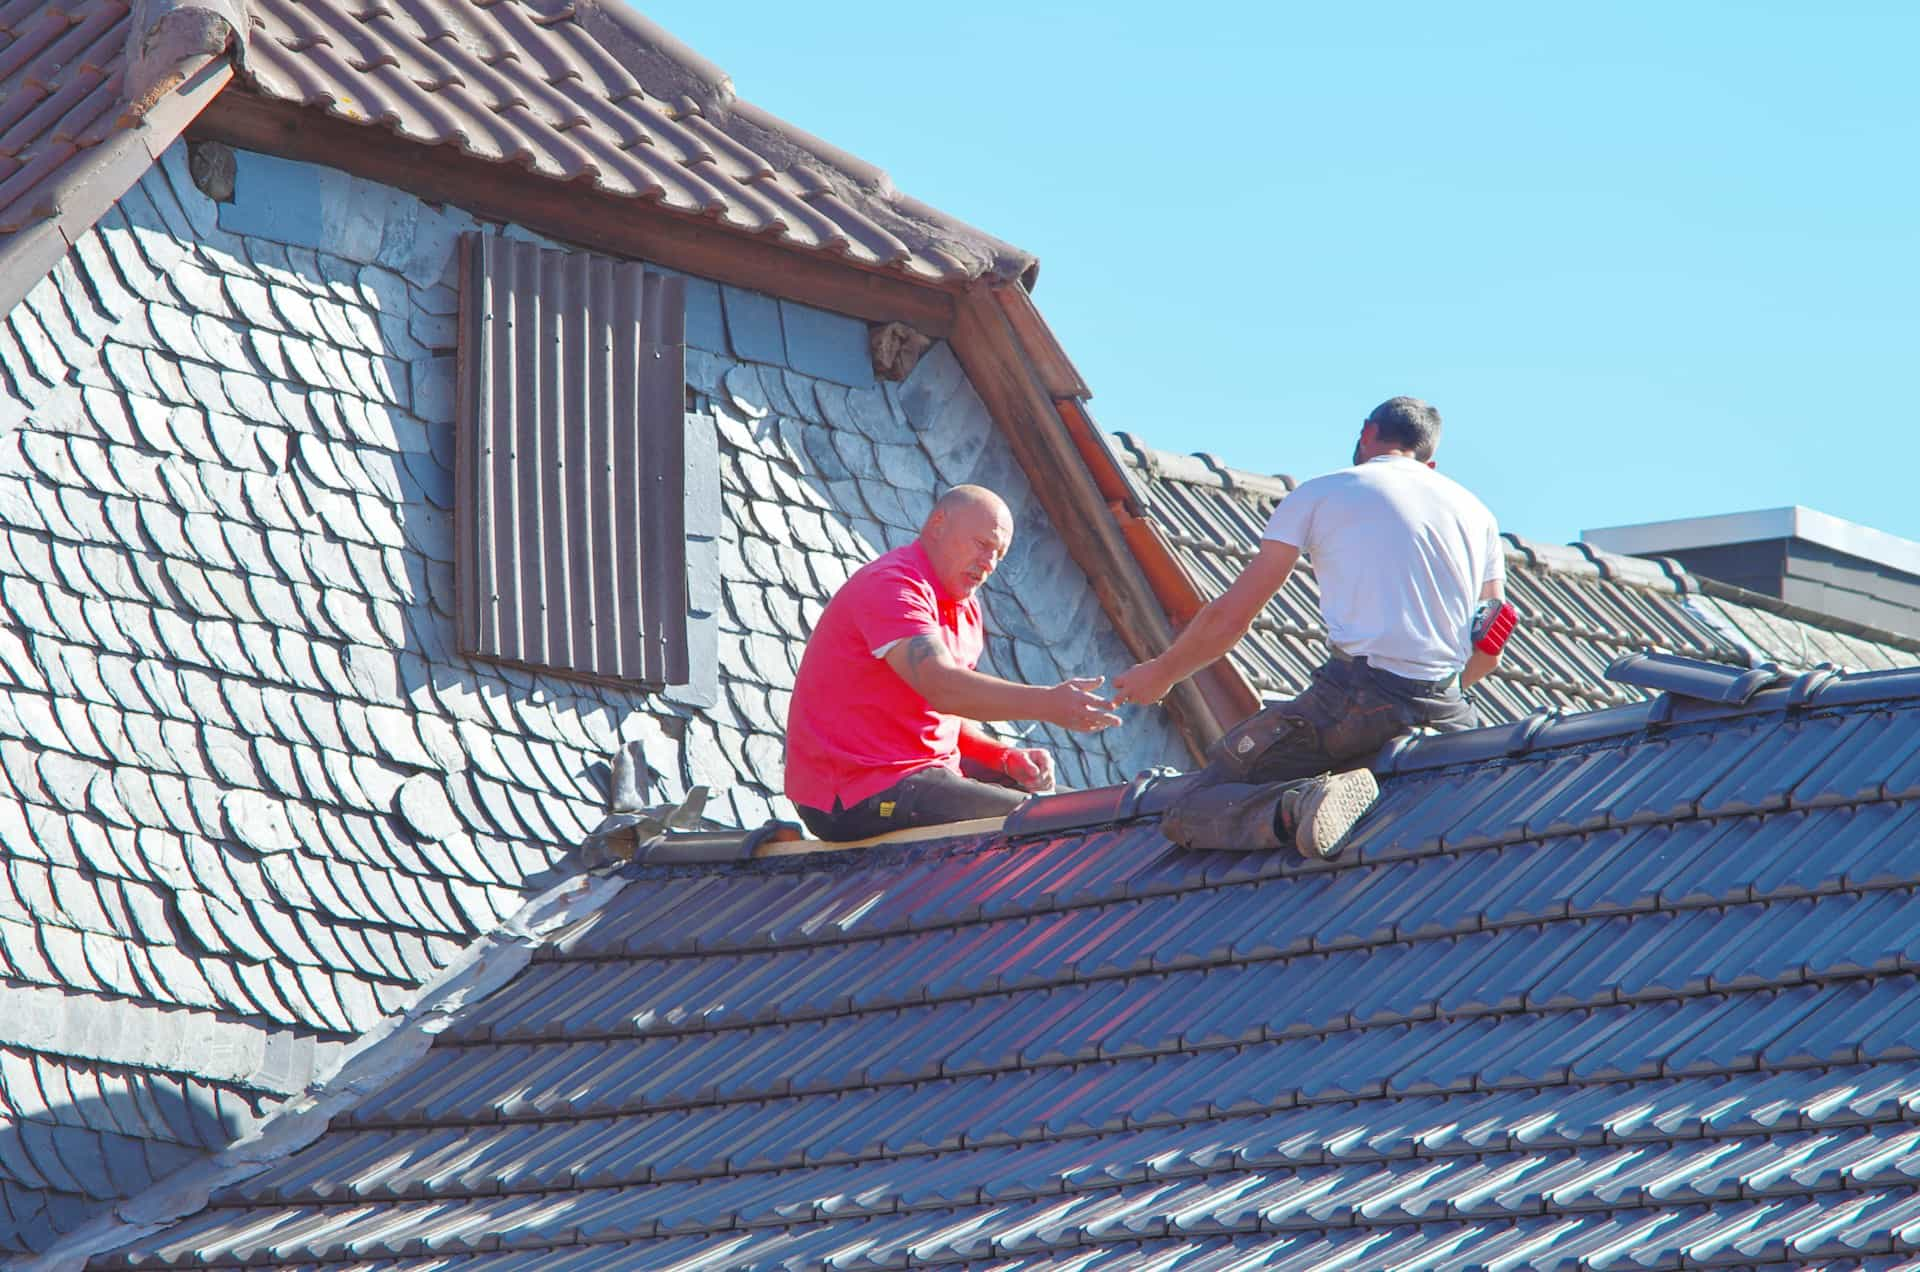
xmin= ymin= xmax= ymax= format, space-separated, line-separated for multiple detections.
xmin=187 ymin=88 xmax=958 ymax=337
xmin=992 ymin=283 xmax=1088 ymax=399
xmin=1113 ymin=507 xmax=1262 ymax=726
xmin=949 ymin=288 xmax=1223 ymax=759
xmin=1054 ymin=397 xmax=1150 ymax=514
xmin=1057 ymin=396 xmax=1262 ymax=725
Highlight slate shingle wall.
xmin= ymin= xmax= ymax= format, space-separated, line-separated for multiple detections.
xmin=0 ymin=140 xmax=1185 ymax=1252
xmin=83 ymin=678 xmax=1920 ymax=1268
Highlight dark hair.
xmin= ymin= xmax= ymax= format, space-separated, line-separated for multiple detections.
xmin=1366 ymin=396 xmax=1442 ymax=461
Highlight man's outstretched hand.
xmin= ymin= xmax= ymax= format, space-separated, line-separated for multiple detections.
xmin=1004 ymin=746 xmax=1056 ymax=793
xmin=1043 ymin=676 xmax=1121 ymax=732
xmin=1111 ymin=660 xmax=1175 ymax=707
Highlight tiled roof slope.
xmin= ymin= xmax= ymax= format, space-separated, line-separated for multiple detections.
xmin=76 ymin=661 xmax=1920 ymax=1269
xmin=0 ymin=2 xmax=1030 ymax=300
xmin=0 ymin=1 xmax=134 ymax=235
xmin=1116 ymin=436 xmax=1920 ymax=722
xmin=0 ymin=142 xmax=1184 ymax=1254
xmin=233 ymin=0 xmax=1032 ymax=285
xmin=0 ymin=0 xmax=235 ymax=317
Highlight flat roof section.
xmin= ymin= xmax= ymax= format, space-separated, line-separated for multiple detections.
xmin=1584 ymin=505 xmax=1920 ymax=580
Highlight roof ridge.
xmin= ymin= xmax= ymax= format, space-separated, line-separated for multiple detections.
xmin=1110 ymin=433 xmax=1295 ymax=498
xmin=125 ymin=0 xmax=246 ymax=113
xmin=1379 ymin=656 xmax=1920 ymax=779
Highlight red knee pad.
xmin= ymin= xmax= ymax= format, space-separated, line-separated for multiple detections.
xmin=1472 ymin=599 xmax=1518 ymax=656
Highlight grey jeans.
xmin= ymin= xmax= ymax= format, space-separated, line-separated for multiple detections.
xmin=1199 ymin=655 xmax=1478 ymax=786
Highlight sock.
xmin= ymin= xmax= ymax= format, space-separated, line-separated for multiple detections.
xmin=1275 ymin=787 xmax=1299 ymax=837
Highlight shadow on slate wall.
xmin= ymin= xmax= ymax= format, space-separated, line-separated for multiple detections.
xmin=0 ymin=1049 xmax=265 ymax=1256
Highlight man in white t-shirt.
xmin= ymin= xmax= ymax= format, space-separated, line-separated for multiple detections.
xmin=1112 ymin=397 xmax=1509 ymax=857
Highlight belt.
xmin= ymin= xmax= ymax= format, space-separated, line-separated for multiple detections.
xmin=1326 ymin=648 xmax=1458 ymax=694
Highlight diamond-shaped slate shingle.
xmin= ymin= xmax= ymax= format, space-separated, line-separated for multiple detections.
xmin=63 ymin=663 xmax=1920 ymax=1269
xmin=1113 ymin=434 xmax=1920 ymax=725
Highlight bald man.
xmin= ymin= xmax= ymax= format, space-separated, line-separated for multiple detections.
xmin=785 ymin=486 xmax=1120 ymax=842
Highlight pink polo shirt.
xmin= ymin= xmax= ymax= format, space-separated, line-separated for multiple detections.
xmin=784 ymin=541 xmax=985 ymax=811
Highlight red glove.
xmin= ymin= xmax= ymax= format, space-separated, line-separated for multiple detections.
xmin=1472 ymin=599 xmax=1518 ymax=656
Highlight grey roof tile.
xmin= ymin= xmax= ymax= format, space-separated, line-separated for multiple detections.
xmin=141 ymin=349 xmax=195 ymax=406
xmin=722 ymin=362 xmax=772 ymax=422
xmin=222 ymin=273 xmax=284 ymax=332
xmin=81 ymin=930 xmax=143 ymax=997
xmin=197 ymin=960 xmax=272 ymax=1020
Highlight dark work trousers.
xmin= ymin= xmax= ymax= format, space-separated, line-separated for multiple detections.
xmin=796 ymin=760 xmax=1028 ymax=842
xmin=1172 ymin=654 xmax=1480 ymax=825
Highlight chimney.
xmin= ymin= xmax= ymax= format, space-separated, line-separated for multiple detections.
xmin=1584 ymin=506 xmax=1920 ymax=642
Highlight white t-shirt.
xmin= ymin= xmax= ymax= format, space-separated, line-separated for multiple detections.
xmin=1262 ymin=455 xmax=1503 ymax=680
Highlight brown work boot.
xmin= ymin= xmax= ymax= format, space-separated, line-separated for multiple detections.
xmin=1159 ymin=781 xmax=1286 ymax=853
xmin=1280 ymin=768 xmax=1379 ymax=859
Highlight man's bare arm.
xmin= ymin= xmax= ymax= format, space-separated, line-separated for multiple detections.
xmin=1460 ymin=577 xmax=1505 ymax=689
xmin=886 ymin=634 xmax=1118 ymax=731
xmin=1112 ymin=539 xmax=1301 ymax=704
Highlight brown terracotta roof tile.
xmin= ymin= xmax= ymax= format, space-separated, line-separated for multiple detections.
xmin=1 ymin=1 xmax=1030 ymax=308
xmin=232 ymin=0 xmax=1029 ymax=283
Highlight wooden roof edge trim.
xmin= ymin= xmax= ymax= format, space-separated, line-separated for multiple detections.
xmin=186 ymin=87 xmax=958 ymax=336
xmin=1052 ymin=365 xmax=1261 ymax=739
xmin=1054 ymin=397 xmax=1147 ymax=513
xmin=991 ymin=283 xmax=1088 ymax=399
xmin=1115 ymin=508 xmax=1263 ymax=728
xmin=948 ymin=287 xmax=1226 ymax=760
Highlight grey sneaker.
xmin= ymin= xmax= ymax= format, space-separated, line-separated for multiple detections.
xmin=1285 ymin=768 xmax=1379 ymax=859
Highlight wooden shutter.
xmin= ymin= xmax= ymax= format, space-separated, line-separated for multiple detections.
xmin=455 ymin=233 xmax=688 ymax=686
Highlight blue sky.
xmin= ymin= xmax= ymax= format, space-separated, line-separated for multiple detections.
xmin=648 ymin=2 xmax=1919 ymax=549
